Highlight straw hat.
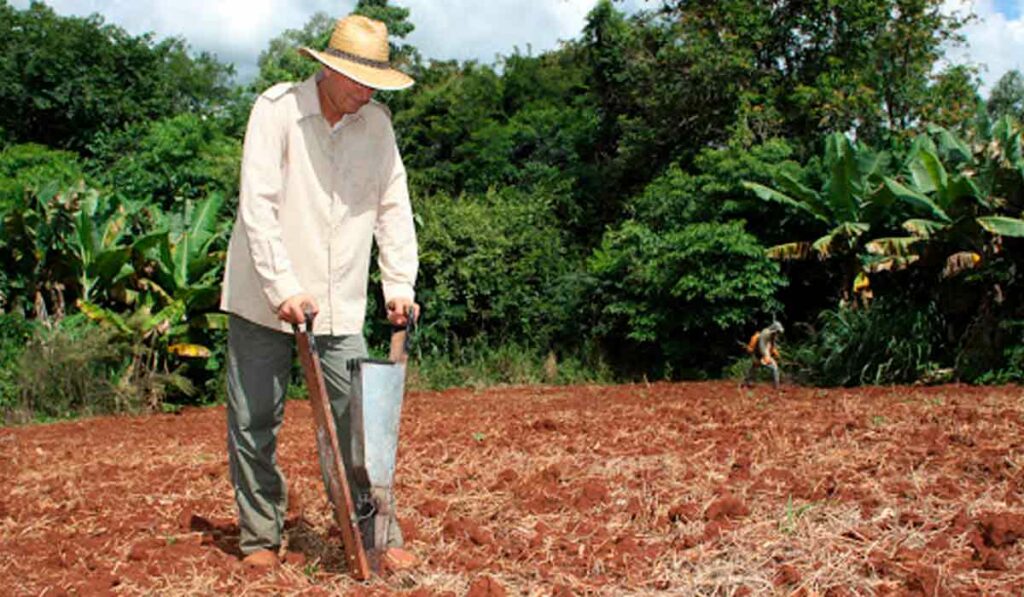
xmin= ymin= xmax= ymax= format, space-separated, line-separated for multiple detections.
xmin=299 ymin=15 xmax=414 ymax=91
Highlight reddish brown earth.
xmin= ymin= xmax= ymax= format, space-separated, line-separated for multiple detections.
xmin=2 ymin=381 xmax=1024 ymax=595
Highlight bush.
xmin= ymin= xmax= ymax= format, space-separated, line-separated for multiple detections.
xmin=588 ymin=219 xmax=786 ymax=377
xmin=409 ymin=339 xmax=613 ymax=391
xmin=0 ymin=143 xmax=89 ymax=211
xmin=971 ymin=319 xmax=1024 ymax=385
xmin=626 ymin=139 xmax=801 ymax=238
xmin=405 ymin=187 xmax=579 ymax=353
xmin=0 ymin=313 xmax=38 ymax=423
xmin=12 ymin=315 xmax=130 ymax=422
xmin=89 ymin=113 xmax=241 ymax=210
xmin=790 ymin=299 xmax=947 ymax=386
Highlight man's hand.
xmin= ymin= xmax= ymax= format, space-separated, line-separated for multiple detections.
xmin=386 ymin=298 xmax=419 ymax=327
xmin=278 ymin=293 xmax=318 ymax=325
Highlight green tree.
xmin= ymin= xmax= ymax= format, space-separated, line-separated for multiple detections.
xmin=250 ymin=12 xmax=334 ymax=93
xmin=411 ymin=187 xmax=576 ymax=352
xmin=0 ymin=1 xmax=234 ymax=151
xmin=988 ymin=70 xmax=1024 ymax=121
xmin=0 ymin=144 xmax=90 ymax=212
xmin=88 ymin=114 xmax=241 ymax=211
xmin=625 ymin=0 xmax=972 ymax=155
xmin=393 ymin=61 xmax=506 ymax=194
xmin=589 ymin=220 xmax=785 ymax=376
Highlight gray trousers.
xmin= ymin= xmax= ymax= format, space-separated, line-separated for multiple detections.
xmin=225 ymin=314 xmax=402 ymax=554
xmin=744 ymin=358 xmax=780 ymax=388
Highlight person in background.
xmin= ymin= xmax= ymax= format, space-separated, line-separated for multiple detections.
xmin=743 ymin=321 xmax=784 ymax=389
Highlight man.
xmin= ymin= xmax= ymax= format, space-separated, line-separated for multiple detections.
xmin=220 ymin=14 xmax=419 ymax=570
xmin=743 ymin=321 xmax=784 ymax=389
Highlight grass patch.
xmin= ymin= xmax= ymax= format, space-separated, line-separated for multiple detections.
xmin=407 ymin=341 xmax=614 ymax=390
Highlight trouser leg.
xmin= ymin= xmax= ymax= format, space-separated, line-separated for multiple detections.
xmin=225 ymin=315 xmax=293 ymax=554
xmin=743 ymin=359 xmax=758 ymax=386
xmin=768 ymin=361 xmax=780 ymax=388
xmin=316 ymin=335 xmax=404 ymax=548
xmin=313 ymin=334 xmax=365 ymax=515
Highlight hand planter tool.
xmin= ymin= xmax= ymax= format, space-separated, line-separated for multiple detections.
xmin=293 ymin=308 xmax=371 ymax=580
xmin=349 ymin=308 xmax=415 ymax=567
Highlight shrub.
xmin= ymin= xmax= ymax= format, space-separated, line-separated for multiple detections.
xmin=0 ymin=313 xmax=38 ymax=423
xmin=12 ymin=315 xmax=129 ymax=422
xmin=0 ymin=143 xmax=89 ymax=211
xmin=89 ymin=113 xmax=241 ymax=210
xmin=791 ymin=299 xmax=947 ymax=386
xmin=588 ymin=219 xmax=786 ymax=377
xmin=403 ymin=187 xmax=579 ymax=354
xmin=408 ymin=339 xmax=613 ymax=391
xmin=970 ymin=319 xmax=1024 ymax=385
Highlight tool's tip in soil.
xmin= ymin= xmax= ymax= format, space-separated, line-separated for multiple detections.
xmin=241 ymin=549 xmax=281 ymax=568
xmin=376 ymin=547 xmax=419 ymax=574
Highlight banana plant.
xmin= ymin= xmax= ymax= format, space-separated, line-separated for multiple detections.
xmin=743 ymin=133 xmax=892 ymax=301
xmin=872 ymin=121 xmax=1024 ymax=279
xmin=82 ymin=193 xmax=229 ymax=364
xmin=133 ymin=193 xmax=229 ymax=358
xmin=0 ymin=181 xmax=79 ymax=319
xmin=77 ymin=298 xmax=195 ymax=409
xmin=70 ymin=189 xmax=135 ymax=302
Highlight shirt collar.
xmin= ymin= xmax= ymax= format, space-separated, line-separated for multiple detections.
xmin=296 ymin=75 xmax=322 ymax=121
xmin=299 ymin=72 xmax=365 ymax=128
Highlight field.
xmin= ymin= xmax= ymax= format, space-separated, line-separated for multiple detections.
xmin=2 ymin=381 xmax=1024 ymax=595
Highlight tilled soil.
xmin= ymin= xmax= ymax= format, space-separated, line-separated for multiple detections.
xmin=2 ymin=381 xmax=1023 ymax=595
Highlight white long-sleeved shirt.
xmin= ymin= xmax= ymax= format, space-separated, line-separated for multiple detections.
xmin=220 ymin=74 xmax=417 ymax=335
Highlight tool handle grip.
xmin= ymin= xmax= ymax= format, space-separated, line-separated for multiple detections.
xmin=388 ymin=306 xmax=416 ymax=363
xmin=289 ymin=305 xmax=317 ymax=335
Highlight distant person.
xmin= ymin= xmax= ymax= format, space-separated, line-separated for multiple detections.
xmin=219 ymin=13 xmax=419 ymax=570
xmin=743 ymin=321 xmax=784 ymax=389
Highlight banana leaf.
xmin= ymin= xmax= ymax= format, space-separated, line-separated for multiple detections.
xmin=883 ymin=177 xmax=952 ymax=224
xmin=77 ymin=299 xmax=132 ymax=335
xmin=865 ymin=236 xmax=921 ymax=257
xmin=908 ymin=147 xmax=948 ymax=198
xmin=941 ymin=251 xmax=982 ymax=278
xmin=977 ymin=215 xmax=1024 ymax=237
xmin=742 ymin=181 xmax=830 ymax=225
xmin=766 ymin=241 xmax=813 ymax=261
xmin=902 ymin=219 xmax=946 ymax=238
xmin=927 ymin=124 xmax=972 ymax=165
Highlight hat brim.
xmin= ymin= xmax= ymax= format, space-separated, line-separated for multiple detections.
xmin=299 ymin=47 xmax=414 ymax=91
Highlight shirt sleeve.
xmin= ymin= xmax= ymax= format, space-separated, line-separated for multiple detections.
xmin=375 ymin=140 xmax=418 ymax=304
xmin=237 ymin=96 xmax=303 ymax=310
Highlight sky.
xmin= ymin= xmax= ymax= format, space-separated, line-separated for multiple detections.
xmin=10 ymin=0 xmax=1024 ymax=95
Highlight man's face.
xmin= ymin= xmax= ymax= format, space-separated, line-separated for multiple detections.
xmin=322 ymin=68 xmax=375 ymax=116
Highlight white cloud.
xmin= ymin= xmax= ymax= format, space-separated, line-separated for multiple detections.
xmin=401 ymin=0 xmax=594 ymax=63
xmin=11 ymin=0 xmax=1023 ymax=96
xmin=942 ymin=0 xmax=1024 ymax=95
xmin=10 ymin=0 xmax=620 ymax=80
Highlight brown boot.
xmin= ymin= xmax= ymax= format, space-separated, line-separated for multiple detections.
xmin=242 ymin=549 xmax=280 ymax=568
xmin=380 ymin=547 xmax=418 ymax=573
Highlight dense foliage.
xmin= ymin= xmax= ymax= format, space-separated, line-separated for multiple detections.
xmin=1 ymin=0 xmax=1023 ymax=422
